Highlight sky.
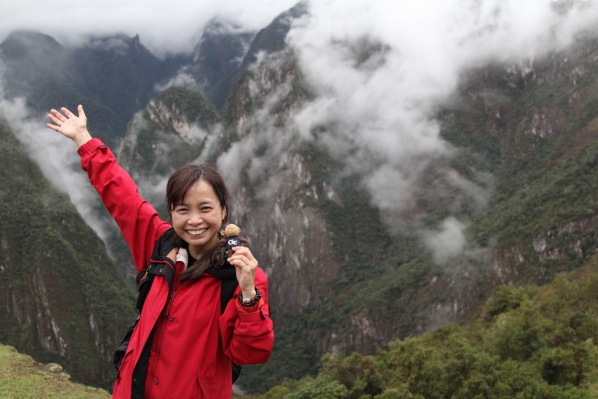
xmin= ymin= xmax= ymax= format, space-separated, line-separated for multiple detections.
xmin=2 ymin=0 xmax=598 ymax=263
xmin=0 ymin=0 xmax=299 ymax=56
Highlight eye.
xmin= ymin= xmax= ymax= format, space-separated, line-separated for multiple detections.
xmin=174 ymin=206 xmax=188 ymax=214
xmin=200 ymin=206 xmax=213 ymax=212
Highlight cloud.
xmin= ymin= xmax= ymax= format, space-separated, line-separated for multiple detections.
xmin=423 ymin=217 xmax=468 ymax=264
xmin=0 ymin=97 xmax=110 ymax=240
xmin=287 ymin=0 xmax=598 ymax=233
xmin=0 ymin=0 xmax=299 ymax=56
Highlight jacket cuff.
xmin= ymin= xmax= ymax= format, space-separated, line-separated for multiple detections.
xmin=77 ymin=138 xmax=104 ymax=157
xmin=235 ymin=298 xmax=264 ymax=314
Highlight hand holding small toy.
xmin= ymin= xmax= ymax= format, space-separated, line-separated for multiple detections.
xmin=220 ymin=224 xmax=258 ymax=301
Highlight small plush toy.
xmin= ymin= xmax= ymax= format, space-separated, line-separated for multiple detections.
xmin=220 ymin=224 xmax=248 ymax=257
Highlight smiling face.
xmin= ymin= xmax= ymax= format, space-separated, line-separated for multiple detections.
xmin=170 ymin=179 xmax=226 ymax=259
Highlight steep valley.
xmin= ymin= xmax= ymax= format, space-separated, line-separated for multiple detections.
xmin=2 ymin=5 xmax=598 ymax=394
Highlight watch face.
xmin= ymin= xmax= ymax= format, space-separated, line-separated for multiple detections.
xmin=243 ymin=298 xmax=251 ymax=303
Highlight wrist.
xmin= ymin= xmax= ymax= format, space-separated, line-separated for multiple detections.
xmin=73 ymin=130 xmax=93 ymax=148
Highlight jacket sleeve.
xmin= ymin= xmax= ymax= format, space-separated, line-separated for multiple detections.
xmin=219 ymin=268 xmax=274 ymax=365
xmin=78 ymin=138 xmax=171 ymax=271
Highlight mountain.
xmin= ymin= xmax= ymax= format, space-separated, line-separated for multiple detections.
xmin=0 ymin=30 xmax=188 ymax=146
xmin=3 ymin=4 xmax=598 ymax=396
xmin=235 ymin=1 xmax=307 ymax=79
xmin=189 ymin=2 xmax=308 ymax=110
xmin=118 ymin=85 xmax=220 ymax=180
xmin=0 ymin=31 xmax=108 ymax=132
xmin=452 ymin=32 xmax=598 ymax=281
xmin=186 ymin=18 xmax=256 ymax=110
xmin=0 ymin=118 xmax=138 ymax=390
xmin=71 ymin=34 xmax=190 ymax=142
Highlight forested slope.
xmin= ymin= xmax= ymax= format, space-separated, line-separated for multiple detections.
xmin=0 ymin=119 xmax=137 ymax=390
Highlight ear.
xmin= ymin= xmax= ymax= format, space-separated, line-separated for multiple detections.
xmin=221 ymin=206 xmax=227 ymax=221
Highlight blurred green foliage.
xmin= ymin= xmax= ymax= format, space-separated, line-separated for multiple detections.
xmin=252 ymin=262 xmax=598 ymax=398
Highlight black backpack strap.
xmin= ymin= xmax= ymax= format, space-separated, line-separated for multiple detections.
xmin=208 ymin=264 xmax=239 ymax=313
xmin=221 ymin=275 xmax=242 ymax=383
xmin=134 ymin=228 xmax=178 ymax=311
xmin=206 ymin=263 xmax=241 ymax=383
xmin=220 ymin=277 xmax=238 ymax=313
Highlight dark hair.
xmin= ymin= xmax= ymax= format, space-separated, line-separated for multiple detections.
xmin=165 ymin=164 xmax=229 ymax=224
xmin=165 ymin=164 xmax=229 ymax=282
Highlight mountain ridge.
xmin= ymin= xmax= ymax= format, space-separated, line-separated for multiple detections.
xmin=2 ymin=7 xmax=598 ymax=395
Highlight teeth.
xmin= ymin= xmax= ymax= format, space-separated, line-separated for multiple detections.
xmin=187 ymin=228 xmax=207 ymax=235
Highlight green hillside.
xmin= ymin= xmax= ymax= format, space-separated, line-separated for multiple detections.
xmin=254 ymin=258 xmax=598 ymax=398
xmin=0 ymin=119 xmax=138 ymax=390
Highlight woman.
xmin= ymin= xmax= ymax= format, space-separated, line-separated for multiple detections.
xmin=47 ymin=105 xmax=274 ymax=398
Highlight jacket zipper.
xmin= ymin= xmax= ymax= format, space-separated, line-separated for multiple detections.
xmin=164 ymin=292 xmax=176 ymax=316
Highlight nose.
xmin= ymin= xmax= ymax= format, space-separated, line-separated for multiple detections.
xmin=188 ymin=210 xmax=203 ymax=225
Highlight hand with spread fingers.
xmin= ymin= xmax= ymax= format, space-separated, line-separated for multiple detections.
xmin=46 ymin=105 xmax=92 ymax=148
xmin=228 ymin=246 xmax=259 ymax=299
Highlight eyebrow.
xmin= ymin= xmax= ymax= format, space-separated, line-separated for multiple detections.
xmin=176 ymin=200 xmax=217 ymax=207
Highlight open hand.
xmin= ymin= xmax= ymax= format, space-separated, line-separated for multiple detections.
xmin=47 ymin=105 xmax=92 ymax=148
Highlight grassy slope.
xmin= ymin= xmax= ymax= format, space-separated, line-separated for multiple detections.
xmin=0 ymin=344 xmax=110 ymax=399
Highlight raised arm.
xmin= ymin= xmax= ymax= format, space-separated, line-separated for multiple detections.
xmin=47 ymin=106 xmax=171 ymax=270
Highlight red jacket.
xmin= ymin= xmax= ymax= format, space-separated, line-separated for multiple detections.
xmin=78 ymin=138 xmax=274 ymax=398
